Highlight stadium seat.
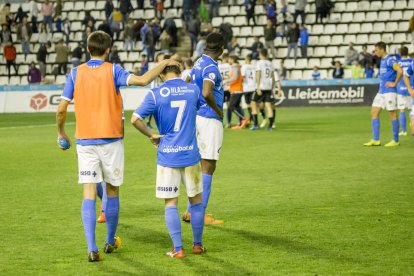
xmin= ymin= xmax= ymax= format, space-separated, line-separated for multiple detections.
xmin=9 ymin=76 xmax=20 ymax=86
xmin=252 ymin=26 xmax=264 ymax=36
xmin=255 ymin=5 xmax=264 ymax=14
xmin=240 ymin=26 xmax=252 ymax=36
xmin=326 ymin=46 xmax=338 ymax=57
xmin=382 ymin=1 xmax=395 ymax=10
xmin=385 ymin=22 xmax=398 ymax=32
xmin=365 ymin=12 xmax=377 ymax=21
xmin=219 ymin=6 xmax=228 ymax=15
xmin=96 ymin=1 xmax=106 ymax=9
xmin=370 ymin=1 xmax=382 ymax=10
xmin=296 ymin=59 xmax=308 ymax=69
xmin=320 ymin=58 xmax=332 ymax=68
xmin=390 ymin=11 xmax=403 ymax=21
xmin=358 ymin=1 xmax=370 ymax=10
xmin=73 ymin=2 xmax=85 ymax=11
xmin=312 ymin=25 xmax=324 ymax=35
xmin=234 ymin=16 xmax=247 ymax=26
xmin=360 ymin=23 xmax=373 ymax=33
xmin=318 ymin=36 xmax=330 ymax=45
xmin=290 ymin=70 xmax=303 ymax=79
xmin=211 ymin=17 xmax=222 ymax=27
xmin=229 ymin=6 xmax=240 ymax=15
xmin=314 ymin=47 xmax=326 ymax=57
xmin=222 ymin=17 xmax=234 ymax=25
xmin=409 ymin=0 xmax=414 ymax=9
xmin=356 ymin=34 xmax=369 ymax=44
xmin=144 ymin=10 xmax=155 ymax=19
xmin=309 ymin=35 xmax=319 ymax=45
xmin=348 ymin=23 xmax=360 ymax=33
xmin=373 ymin=22 xmax=385 ymax=32
xmin=378 ymin=11 xmax=390 ymax=21
xmin=324 ymin=24 xmax=336 ymax=34
xmin=403 ymin=10 xmax=412 ymax=20
xmin=395 ymin=0 xmax=407 ymax=9
xmin=353 ymin=12 xmax=366 ymax=22
xmin=336 ymin=24 xmax=348 ymax=34
xmin=346 ymin=2 xmax=358 ymax=12
xmin=369 ymin=34 xmax=381 ymax=42
xmin=232 ymin=27 xmax=240 ymax=36
xmin=331 ymin=35 xmax=343 ymax=45
xmin=382 ymin=33 xmax=393 ymax=44
xmin=0 ymin=77 xmax=9 ymax=85
xmin=20 ymin=76 xmax=29 ymax=85
xmin=394 ymin=33 xmax=407 ymax=43
xmin=344 ymin=35 xmax=356 ymax=44
xmin=341 ymin=13 xmax=353 ymax=23
xmin=334 ymin=2 xmax=345 ymax=12
xmin=55 ymin=75 xmax=66 ymax=84
xmin=284 ymin=59 xmax=295 ymax=69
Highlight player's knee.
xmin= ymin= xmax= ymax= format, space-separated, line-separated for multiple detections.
xmin=189 ymin=193 xmax=202 ymax=205
xmin=165 ymin=198 xmax=178 ymax=207
xmin=106 ymin=183 xmax=119 ymax=197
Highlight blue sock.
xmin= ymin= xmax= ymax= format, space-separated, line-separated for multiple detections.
xmin=101 ymin=182 xmax=107 ymax=213
xmin=105 ymin=196 xmax=119 ymax=245
xmin=190 ymin=203 xmax=204 ymax=246
xmin=81 ymin=199 xmax=98 ymax=252
xmin=96 ymin=183 xmax=103 ymax=200
xmin=165 ymin=206 xmax=182 ymax=252
xmin=202 ymin=174 xmax=213 ymax=210
xmin=187 ymin=201 xmax=191 ymax=213
xmin=400 ymin=112 xmax=407 ymax=132
xmin=372 ymin=118 xmax=380 ymax=141
xmin=392 ymin=119 xmax=399 ymax=142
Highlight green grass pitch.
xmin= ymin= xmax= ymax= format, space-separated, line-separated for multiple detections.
xmin=0 ymin=106 xmax=413 ymax=275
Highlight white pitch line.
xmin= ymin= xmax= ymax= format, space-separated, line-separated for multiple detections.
xmin=0 ymin=122 xmax=75 ymax=130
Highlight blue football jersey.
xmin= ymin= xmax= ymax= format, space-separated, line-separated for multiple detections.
xmin=404 ymin=59 xmax=414 ymax=90
xmin=397 ymin=58 xmax=411 ymax=96
xmin=379 ymin=55 xmax=397 ymax=94
xmin=134 ymin=78 xmax=201 ymax=168
xmin=189 ymin=54 xmax=224 ymax=122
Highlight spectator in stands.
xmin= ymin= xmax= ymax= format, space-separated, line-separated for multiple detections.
xmin=36 ymin=41 xmax=49 ymax=78
xmin=4 ymin=42 xmax=18 ymax=78
xmin=42 ymin=0 xmax=54 ymax=33
xmin=219 ymin=22 xmax=233 ymax=52
xmin=82 ymin=11 xmax=96 ymax=28
xmin=182 ymin=0 xmax=194 ymax=22
xmin=244 ymin=0 xmax=256 ymax=26
xmin=151 ymin=17 xmax=161 ymax=45
xmin=0 ymin=3 xmax=12 ymax=30
xmin=315 ymin=0 xmax=328 ymax=24
xmin=62 ymin=18 xmax=71 ymax=45
xmin=209 ymin=0 xmax=220 ymax=21
xmin=279 ymin=59 xmax=287 ymax=80
xmin=281 ymin=0 xmax=287 ymax=15
xmin=109 ymin=8 xmax=122 ymax=40
xmin=410 ymin=15 xmax=414 ymax=49
xmin=132 ymin=19 xmax=145 ymax=42
xmin=345 ymin=60 xmax=364 ymax=79
xmin=139 ymin=54 xmax=148 ymax=75
xmin=55 ymin=0 xmax=62 ymax=17
xmin=160 ymin=29 xmax=172 ymax=53
xmin=344 ymin=43 xmax=359 ymax=66
xmin=228 ymin=37 xmax=241 ymax=56
xmin=119 ymin=0 xmax=133 ymax=28
xmin=140 ymin=19 xmax=149 ymax=53
xmin=264 ymin=19 xmax=276 ymax=59
xmin=199 ymin=1 xmax=209 ymax=22
xmin=28 ymin=61 xmax=41 ymax=84
xmin=299 ymin=24 xmax=308 ymax=58
xmin=266 ymin=0 xmax=276 ymax=26
xmin=365 ymin=64 xmax=374 ymax=78
xmin=194 ymin=35 xmax=206 ymax=58
xmin=71 ymin=42 xmax=83 ymax=67
xmin=14 ymin=6 xmax=27 ymax=24
xmin=312 ymin=66 xmax=321 ymax=80
xmin=332 ymin=60 xmax=344 ymax=79
xmin=29 ymin=0 xmax=39 ymax=33
xmin=359 ymin=45 xmax=373 ymax=68
xmin=55 ymin=15 xmax=62 ymax=33
xmin=293 ymin=0 xmax=307 ymax=24
xmin=55 ymin=38 xmax=70 ymax=75
xmin=137 ymin=0 xmax=144 ymax=9
xmin=145 ymin=24 xmax=155 ymax=62
xmin=17 ymin=16 xmax=31 ymax=58
xmin=153 ymin=0 xmax=164 ymax=19
xmin=38 ymin=23 xmax=50 ymax=45
xmin=109 ymin=45 xmax=123 ymax=66
xmin=187 ymin=15 xmax=200 ymax=57
xmin=124 ymin=19 xmax=134 ymax=52
xmin=0 ymin=23 xmax=12 ymax=46
xmin=163 ymin=15 xmax=178 ymax=46
xmin=250 ymin=36 xmax=264 ymax=60
xmin=97 ymin=19 xmax=112 ymax=39
xmin=286 ymin=22 xmax=300 ymax=60
xmin=104 ymin=0 xmax=114 ymax=20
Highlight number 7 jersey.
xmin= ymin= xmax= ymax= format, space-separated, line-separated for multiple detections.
xmin=133 ymin=78 xmax=202 ymax=168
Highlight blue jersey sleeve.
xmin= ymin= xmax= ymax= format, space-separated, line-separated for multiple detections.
xmin=202 ymin=65 xmax=219 ymax=84
xmin=196 ymin=86 xmax=202 ymax=110
xmin=406 ymin=62 xmax=414 ymax=77
xmin=113 ymin=64 xmax=131 ymax=89
xmin=133 ymin=91 xmax=156 ymax=120
xmin=61 ymin=68 xmax=76 ymax=101
xmin=387 ymin=57 xmax=396 ymax=68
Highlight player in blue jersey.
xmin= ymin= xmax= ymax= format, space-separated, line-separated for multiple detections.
xmin=364 ymin=42 xmax=403 ymax=147
xmin=182 ymin=32 xmax=225 ymax=225
xmin=56 ymin=31 xmax=180 ymax=262
xmin=403 ymin=54 xmax=414 ymax=135
xmin=396 ymin=46 xmax=413 ymax=136
xmin=131 ymin=65 xmax=206 ymax=259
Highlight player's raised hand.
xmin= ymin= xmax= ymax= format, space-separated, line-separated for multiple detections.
xmin=385 ymin=81 xmax=397 ymax=88
xmin=149 ymin=134 xmax=164 ymax=148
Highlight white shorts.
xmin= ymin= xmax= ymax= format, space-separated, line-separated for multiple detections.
xmin=76 ymin=140 xmax=124 ymax=186
xmin=196 ymin=116 xmax=223 ymax=160
xmin=397 ymin=94 xmax=412 ymax=110
xmin=156 ymin=163 xmax=202 ymax=198
xmin=372 ymin=92 xmax=397 ymax=111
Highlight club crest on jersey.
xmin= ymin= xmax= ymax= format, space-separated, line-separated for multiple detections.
xmin=208 ymin=73 xmax=216 ymax=80
xmin=160 ymin=87 xmax=171 ymax=97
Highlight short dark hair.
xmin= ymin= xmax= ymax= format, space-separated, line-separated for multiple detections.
xmin=205 ymin=32 xmax=224 ymax=54
xmin=375 ymin=41 xmax=386 ymax=51
xmin=87 ymin=31 xmax=112 ymax=56
xmin=246 ymin=54 xmax=252 ymax=61
xmin=229 ymin=55 xmax=238 ymax=63
xmin=401 ymin=46 xmax=409 ymax=56
xmin=260 ymin=48 xmax=268 ymax=57
xmin=162 ymin=65 xmax=181 ymax=75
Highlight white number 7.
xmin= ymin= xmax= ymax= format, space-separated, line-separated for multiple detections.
xmin=170 ymin=100 xmax=187 ymax=132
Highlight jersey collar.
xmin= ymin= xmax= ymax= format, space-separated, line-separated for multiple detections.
xmin=202 ymin=54 xmax=218 ymax=65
